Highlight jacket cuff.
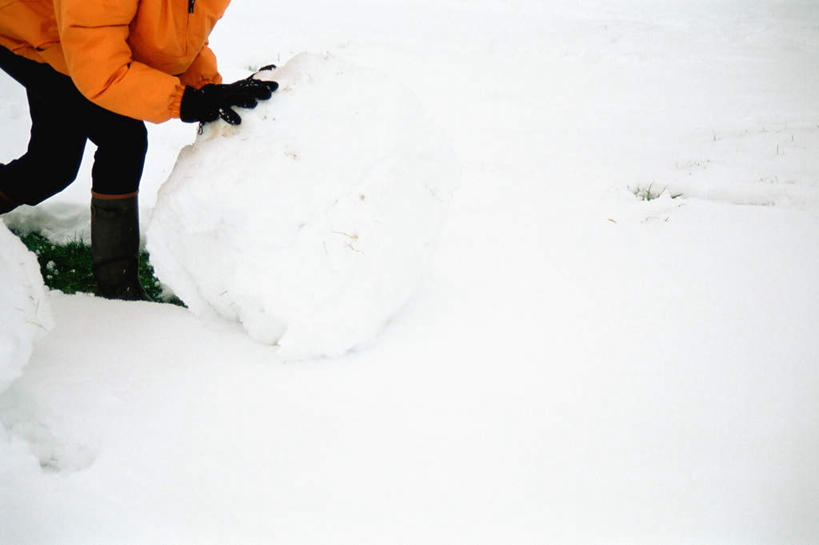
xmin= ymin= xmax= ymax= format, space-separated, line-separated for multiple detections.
xmin=168 ymin=83 xmax=186 ymax=119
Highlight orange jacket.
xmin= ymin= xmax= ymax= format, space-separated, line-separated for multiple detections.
xmin=0 ymin=0 xmax=230 ymax=123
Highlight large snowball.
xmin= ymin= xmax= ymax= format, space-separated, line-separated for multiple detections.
xmin=0 ymin=223 xmax=53 ymax=393
xmin=148 ymin=53 xmax=457 ymax=359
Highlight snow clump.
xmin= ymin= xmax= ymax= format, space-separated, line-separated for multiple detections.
xmin=148 ymin=53 xmax=458 ymax=359
xmin=0 ymin=222 xmax=53 ymax=393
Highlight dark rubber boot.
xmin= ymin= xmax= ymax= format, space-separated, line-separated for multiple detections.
xmin=91 ymin=194 xmax=152 ymax=301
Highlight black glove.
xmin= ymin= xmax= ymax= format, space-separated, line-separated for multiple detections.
xmin=180 ymin=74 xmax=278 ymax=125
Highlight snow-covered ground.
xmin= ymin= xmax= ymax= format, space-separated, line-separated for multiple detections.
xmin=2 ymin=0 xmax=819 ymax=543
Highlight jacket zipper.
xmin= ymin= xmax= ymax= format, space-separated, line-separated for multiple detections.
xmin=188 ymin=0 xmax=195 ymax=13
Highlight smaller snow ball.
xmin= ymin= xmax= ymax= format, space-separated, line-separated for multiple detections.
xmin=0 ymin=223 xmax=53 ymax=394
xmin=148 ymin=53 xmax=458 ymax=359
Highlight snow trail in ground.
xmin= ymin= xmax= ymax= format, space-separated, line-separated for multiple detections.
xmin=2 ymin=0 xmax=819 ymax=543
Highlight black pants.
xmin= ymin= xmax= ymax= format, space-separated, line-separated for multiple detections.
xmin=0 ymin=45 xmax=147 ymax=210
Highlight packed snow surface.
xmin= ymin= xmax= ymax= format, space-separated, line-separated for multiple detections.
xmin=2 ymin=0 xmax=819 ymax=544
xmin=148 ymin=53 xmax=456 ymax=359
xmin=0 ymin=224 xmax=52 ymax=394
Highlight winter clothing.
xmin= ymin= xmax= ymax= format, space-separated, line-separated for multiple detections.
xmin=0 ymin=190 xmax=15 ymax=215
xmin=91 ymin=194 xmax=151 ymax=301
xmin=0 ymin=0 xmax=229 ymax=122
xmin=180 ymin=77 xmax=279 ymax=125
xmin=0 ymin=0 xmax=278 ymax=302
xmin=0 ymin=46 xmax=147 ymax=209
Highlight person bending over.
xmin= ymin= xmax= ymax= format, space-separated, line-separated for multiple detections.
xmin=0 ymin=0 xmax=277 ymax=300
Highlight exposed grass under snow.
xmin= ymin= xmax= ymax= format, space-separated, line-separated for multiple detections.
xmin=630 ymin=183 xmax=684 ymax=202
xmin=12 ymin=230 xmax=183 ymax=305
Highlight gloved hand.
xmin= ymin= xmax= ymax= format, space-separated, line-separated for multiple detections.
xmin=180 ymin=71 xmax=278 ymax=125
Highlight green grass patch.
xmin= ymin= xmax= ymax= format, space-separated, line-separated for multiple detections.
xmin=631 ymin=184 xmax=683 ymax=202
xmin=13 ymin=230 xmax=184 ymax=306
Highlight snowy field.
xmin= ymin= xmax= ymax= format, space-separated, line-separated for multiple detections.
xmin=2 ymin=0 xmax=819 ymax=543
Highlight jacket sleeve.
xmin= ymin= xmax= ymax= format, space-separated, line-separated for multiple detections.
xmin=179 ymin=43 xmax=223 ymax=89
xmin=53 ymin=0 xmax=186 ymax=123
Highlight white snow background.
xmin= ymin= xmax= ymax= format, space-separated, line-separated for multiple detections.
xmin=2 ymin=0 xmax=819 ymax=544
